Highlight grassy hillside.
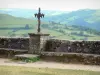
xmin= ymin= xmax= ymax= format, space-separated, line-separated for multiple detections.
xmin=86 ymin=10 xmax=100 ymax=23
xmin=0 ymin=13 xmax=100 ymax=40
xmin=42 ymin=22 xmax=100 ymax=40
xmin=0 ymin=13 xmax=37 ymax=36
xmin=43 ymin=9 xmax=100 ymax=31
xmin=1 ymin=9 xmax=100 ymax=31
xmin=0 ymin=13 xmax=37 ymax=25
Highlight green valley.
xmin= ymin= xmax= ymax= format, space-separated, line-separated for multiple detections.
xmin=0 ymin=13 xmax=100 ymax=40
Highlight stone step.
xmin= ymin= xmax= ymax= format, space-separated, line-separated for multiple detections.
xmin=14 ymin=54 xmax=40 ymax=59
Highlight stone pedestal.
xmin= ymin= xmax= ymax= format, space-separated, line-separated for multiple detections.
xmin=28 ymin=33 xmax=49 ymax=54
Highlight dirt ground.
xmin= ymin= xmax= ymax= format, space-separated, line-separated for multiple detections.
xmin=0 ymin=58 xmax=100 ymax=72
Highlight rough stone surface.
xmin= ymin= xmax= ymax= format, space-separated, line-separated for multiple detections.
xmin=28 ymin=33 xmax=49 ymax=54
xmin=40 ymin=52 xmax=100 ymax=65
xmin=0 ymin=38 xmax=29 ymax=50
xmin=0 ymin=38 xmax=100 ymax=65
xmin=44 ymin=39 xmax=100 ymax=54
xmin=1 ymin=38 xmax=100 ymax=54
xmin=15 ymin=54 xmax=39 ymax=58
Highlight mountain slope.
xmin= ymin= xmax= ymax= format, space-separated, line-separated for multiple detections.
xmin=0 ymin=13 xmax=37 ymax=25
xmin=0 ymin=9 xmax=100 ymax=31
xmin=0 ymin=9 xmax=67 ymax=18
xmin=43 ymin=9 xmax=100 ymax=31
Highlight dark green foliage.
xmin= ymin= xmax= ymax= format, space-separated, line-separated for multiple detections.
xmin=23 ymin=57 xmax=40 ymax=63
xmin=14 ymin=56 xmax=40 ymax=63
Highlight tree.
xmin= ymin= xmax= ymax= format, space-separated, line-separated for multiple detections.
xmin=25 ymin=24 xmax=30 ymax=29
xmin=79 ymin=31 xmax=84 ymax=36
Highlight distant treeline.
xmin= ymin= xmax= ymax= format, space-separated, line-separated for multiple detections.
xmin=0 ymin=27 xmax=30 ymax=30
xmin=0 ymin=24 xmax=31 ymax=30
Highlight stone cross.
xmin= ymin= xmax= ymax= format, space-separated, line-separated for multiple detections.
xmin=28 ymin=8 xmax=49 ymax=54
xmin=34 ymin=8 xmax=44 ymax=33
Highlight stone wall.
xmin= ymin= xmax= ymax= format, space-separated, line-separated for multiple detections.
xmin=0 ymin=38 xmax=100 ymax=55
xmin=0 ymin=38 xmax=29 ymax=50
xmin=44 ymin=39 xmax=100 ymax=54
xmin=0 ymin=37 xmax=100 ymax=65
xmin=40 ymin=52 xmax=100 ymax=65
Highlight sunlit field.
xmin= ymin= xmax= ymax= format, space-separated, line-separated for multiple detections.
xmin=0 ymin=65 xmax=100 ymax=75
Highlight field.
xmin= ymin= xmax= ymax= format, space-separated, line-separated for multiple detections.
xmin=0 ymin=13 xmax=100 ymax=40
xmin=1 ymin=24 xmax=100 ymax=40
xmin=0 ymin=65 xmax=100 ymax=75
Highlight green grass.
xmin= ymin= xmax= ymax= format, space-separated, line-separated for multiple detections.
xmin=0 ymin=65 xmax=100 ymax=75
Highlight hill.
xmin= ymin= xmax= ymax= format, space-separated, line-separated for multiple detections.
xmin=1 ymin=9 xmax=100 ymax=31
xmin=0 ymin=13 xmax=100 ymax=40
xmin=0 ymin=13 xmax=37 ymax=25
xmin=43 ymin=9 xmax=100 ymax=31
xmin=0 ymin=9 xmax=66 ymax=18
